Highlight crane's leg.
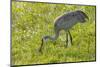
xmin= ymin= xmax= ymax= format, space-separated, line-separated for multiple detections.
xmin=39 ymin=38 xmax=44 ymax=53
xmin=68 ymin=30 xmax=73 ymax=45
xmin=65 ymin=32 xmax=68 ymax=47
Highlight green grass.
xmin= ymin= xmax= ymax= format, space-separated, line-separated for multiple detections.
xmin=12 ymin=1 xmax=96 ymax=65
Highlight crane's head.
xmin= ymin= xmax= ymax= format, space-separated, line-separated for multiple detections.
xmin=42 ymin=36 xmax=50 ymax=42
xmin=39 ymin=36 xmax=50 ymax=52
xmin=75 ymin=10 xmax=89 ymax=23
xmin=40 ymin=36 xmax=50 ymax=46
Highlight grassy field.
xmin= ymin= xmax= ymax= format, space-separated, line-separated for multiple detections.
xmin=12 ymin=1 xmax=96 ymax=65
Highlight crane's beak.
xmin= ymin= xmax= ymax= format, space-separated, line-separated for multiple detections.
xmin=39 ymin=38 xmax=44 ymax=53
xmin=41 ymin=38 xmax=44 ymax=46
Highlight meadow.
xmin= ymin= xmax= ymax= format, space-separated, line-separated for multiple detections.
xmin=12 ymin=1 xmax=96 ymax=65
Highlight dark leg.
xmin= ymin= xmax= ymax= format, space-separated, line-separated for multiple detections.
xmin=68 ymin=30 xmax=73 ymax=45
xmin=65 ymin=32 xmax=68 ymax=47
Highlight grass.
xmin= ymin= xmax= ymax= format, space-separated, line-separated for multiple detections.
xmin=12 ymin=1 xmax=96 ymax=65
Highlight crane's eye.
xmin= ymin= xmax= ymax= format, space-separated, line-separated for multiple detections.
xmin=43 ymin=36 xmax=49 ymax=41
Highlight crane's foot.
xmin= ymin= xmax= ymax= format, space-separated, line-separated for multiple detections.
xmin=65 ymin=42 xmax=70 ymax=48
xmin=65 ymin=41 xmax=72 ymax=48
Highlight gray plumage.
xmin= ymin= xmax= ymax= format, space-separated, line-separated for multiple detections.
xmin=39 ymin=10 xmax=88 ymax=52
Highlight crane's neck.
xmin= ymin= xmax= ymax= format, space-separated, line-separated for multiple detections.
xmin=43 ymin=32 xmax=59 ymax=42
xmin=40 ymin=32 xmax=59 ymax=52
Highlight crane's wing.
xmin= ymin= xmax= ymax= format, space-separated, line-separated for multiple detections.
xmin=54 ymin=11 xmax=75 ymax=23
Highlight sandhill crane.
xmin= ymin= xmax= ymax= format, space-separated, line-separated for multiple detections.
xmin=39 ymin=10 xmax=88 ymax=52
